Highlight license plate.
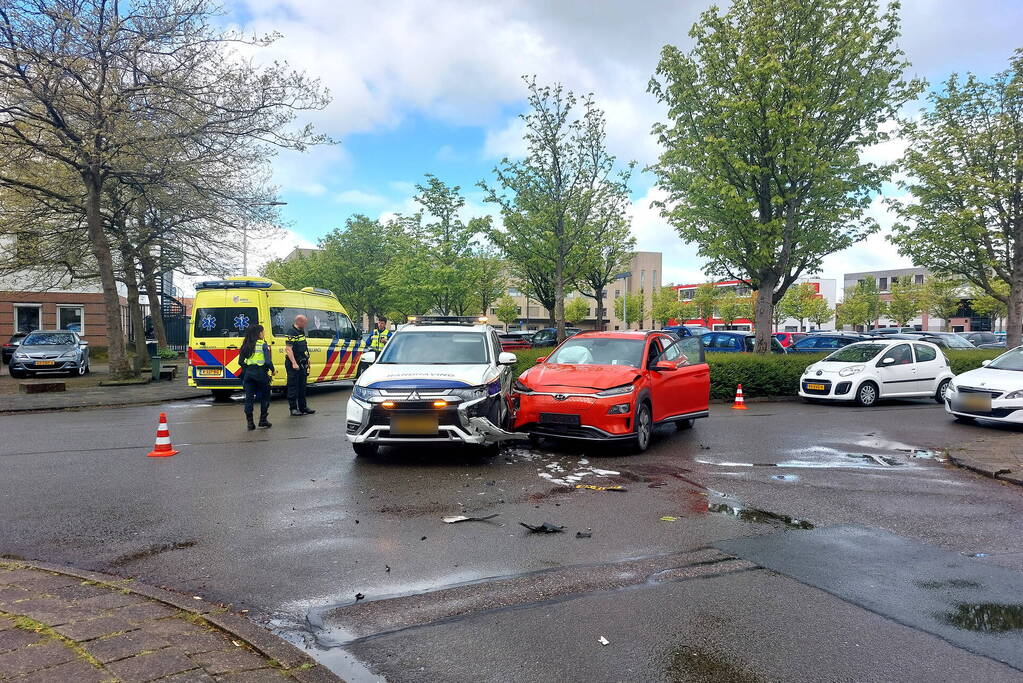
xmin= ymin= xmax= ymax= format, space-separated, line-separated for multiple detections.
xmin=34 ymin=360 xmax=55 ymax=366
xmin=958 ymin=394 xmax=991 ymax=412
xmin=391 ymin=414 xmax=438 ymax=436
xmin=806 ymin=383 xmax=825 ymax=391
xmin=540 ymin=413 xmax=581 ymax=426
xmin=196 ymin=367 xmax=223 ymax=378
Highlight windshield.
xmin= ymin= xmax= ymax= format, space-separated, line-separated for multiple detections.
xmin=822 ymin=343 xmax=887 ymax=362
xmin=378 ymin=331 xmax=489 ymax=365
xmin=23 ymin=332 xmax=75 ymax=345
xmin=546 ymin=338 xmax=645 ymax=367
xmin=988 ymin=347 xmax=1023 ymax=372
xmin=939 ymin=333 xmax=974 ymax=349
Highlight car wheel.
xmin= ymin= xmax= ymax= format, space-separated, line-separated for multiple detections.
xmin=953 ymin=415 xmax=976 ymax=425
xmin=84 ymin=361 xmax=90 ymax=375
xmin=212 ymin=389 xmax=234 ymax=403
xmin=855 ymin=382 xmax=879 ymax=407
xmin=674 ymin=418 xmax=695 ymax=431
xmin=631 ymin=402 xmax=653 ymax=453
xmin=352 ymin=442 xmax=378 ymax=457
xmin=934 ymin=378 xmax=950 ymax=403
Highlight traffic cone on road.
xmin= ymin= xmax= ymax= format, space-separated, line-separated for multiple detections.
xmin=147 ymin=412 xmax=179 ymax=458
xmin=732 ymin=384 xmax=748 ymax=410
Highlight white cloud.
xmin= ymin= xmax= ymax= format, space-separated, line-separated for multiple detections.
xmin=628 ymin=186 xmax=705 ymax=286
xmin=482 ymin=116 xmax=528 ymax=160
xmin=334 ymin=189 xmax=389 ymax=206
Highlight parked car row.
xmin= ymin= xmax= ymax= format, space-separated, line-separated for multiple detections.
xmin=4 ymin=330 xmax=91 ymax=378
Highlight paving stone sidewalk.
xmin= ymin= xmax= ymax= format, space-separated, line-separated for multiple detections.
xmin=0 ymin=562 xmax=339 ymax=682
xmin=949 ymin=449 xmax=1023 ymax=487
xmin=0 ymin=368 xmax=197 ymax=414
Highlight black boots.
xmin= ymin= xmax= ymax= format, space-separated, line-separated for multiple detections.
xmin=258 ymin=414 xmax=272 ymax=428
xmin=246 ymin=415 xmax=256 ymax=430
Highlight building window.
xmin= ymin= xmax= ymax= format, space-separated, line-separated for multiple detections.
xmin=890 ymin=276 xmax=899 ymax=285
xmin=57 ymin=306 xmax=84 ymax=334
xmin=653 ymin=269 xmax=658 ymax=288
xmin=914 ymin=274 xmax=924 ymax=284
xmin=14 ymin=304 xmax=42 ymax=333
xmin=507 ymin=287 xmax=521 ymax=296
xmin=878 ymin=277 xmax=888 ymax=291
xmin=680 ymin=289 xmax=695 ymax=301
xmin=735 ymin=284 xmax=750 ymax=296
xmin=614 ymin=289 xmax=620 ymax=298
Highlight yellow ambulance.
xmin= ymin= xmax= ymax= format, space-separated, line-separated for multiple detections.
xmin=187 ymin=277 xmax=366 ymax=400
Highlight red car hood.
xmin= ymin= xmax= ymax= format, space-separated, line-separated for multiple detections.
xmin=522 ymin=363 xmax=641 ymax=391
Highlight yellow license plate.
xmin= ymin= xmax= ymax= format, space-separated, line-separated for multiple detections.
xmin=959 ymin=394 xmax=991 ymax=412
xmin=391 ymin=414 xmax=438 ymax=436
xmin=196 ymin=367 xmax=223 ymax=378
xmin=806 ymin=383 xmax=825 ymax=391
xmin=34 ymin=360 xmax=55 ymax=366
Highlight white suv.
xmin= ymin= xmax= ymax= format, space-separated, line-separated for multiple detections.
xmin=798 ymin=339 xmax=953 ymax=406
xmin=345 ymin=317 xmax=519 ymax=456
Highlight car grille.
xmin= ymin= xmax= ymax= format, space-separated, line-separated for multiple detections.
xmin=957 ymin=386 xmax=1002 ymax=399
xmin=801 ymin=379 xmax=833 ymax=395
xmin=368 ymin=406 xmax=460 ymax=427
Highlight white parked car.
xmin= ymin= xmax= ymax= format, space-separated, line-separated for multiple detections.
xmin=945 ymin=345 xmax=1023 ymax=425
xmin=798 ymin=339 xmax=953 ymax=406
xmin=345 ymin=316 xmax=519 ymax=456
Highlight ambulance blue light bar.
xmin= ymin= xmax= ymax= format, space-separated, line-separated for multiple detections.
xmin=196 ymin=280 xmax=274 ymax=289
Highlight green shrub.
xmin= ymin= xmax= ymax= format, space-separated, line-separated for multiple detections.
xmin=514 ymin=347 xmax=1007 ymax=399
xmin=157 ymin=347 xmax=179 ymax=359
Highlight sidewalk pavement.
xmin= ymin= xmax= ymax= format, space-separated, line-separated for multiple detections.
xmin=0 ymin=561 xmax=340 ymax=682
xmin=949 ymin=449 xmax=1023 ymax=487
xmin=0 ymin=365 xmax=197 ymax=414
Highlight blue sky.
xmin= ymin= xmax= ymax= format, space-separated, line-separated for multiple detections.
xmin=222 ymin=0 xmax=1023 ymax=288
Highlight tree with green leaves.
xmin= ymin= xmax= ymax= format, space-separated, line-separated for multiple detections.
xmin=494 ymin=296 xmax=520 ymax=330
xmin=650 ymin=285 xmax=683 ymax=328
xmin=923 ymin=277 xmax=963 ymax=332
xmin=614 ymin=292 xmax=645 ymax=329
xmin=690 ymin=283 xmax=721 ymax=328
xmin=888 ymin=51 xmax=1023 ymax=348
xmin=970 ymin=281 xmax=1009 ymax=332
xmin=838 ymin=280 xmax=886 ymax=330
xmin=886 ymin=279 xmax=924 ymax=327
xmin=577 ymin=220 xmax=635 ymax=332
xmin=807 ymin=297 xmax=833 ymax=330
xmin=778 ymin=283 xmax=820 ymax=332
xmin=482 ymin=78 xmax=634 ymax=343
xmin=466 ymin=247 xmax=507 ymax=317
xmin=316 ymin=215 xmax=394 ymax=326
xmin=649 ymin=0 xmax=922 ymax=353
xmin=718 ymin=292 xmax=753 ymax=328
xmin=564 ymin=298 xmax=590 ymax=325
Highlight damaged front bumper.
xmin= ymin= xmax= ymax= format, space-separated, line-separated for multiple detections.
xmin=346 ymin=393 xmax=527 ymax=446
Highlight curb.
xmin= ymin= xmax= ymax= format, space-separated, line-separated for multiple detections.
xmin=0 ymin=391 xmax=201 ymax=415
xmin=948 ymin=454 xmax=1023 ymax=487
xmin=2 ymin=559 xmax=341 ymax=682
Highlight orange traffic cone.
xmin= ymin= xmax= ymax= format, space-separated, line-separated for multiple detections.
xmin=147 ymin=412 xmax=179 ymax=457
xmin=732 ymin=384 xmax=748 ymax=410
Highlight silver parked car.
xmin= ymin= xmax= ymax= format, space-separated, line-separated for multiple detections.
xmin=8 ymin=330 xmax=91 ymax=378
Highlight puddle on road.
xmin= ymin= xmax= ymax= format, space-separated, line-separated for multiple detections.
xmin=939 ymin=602 xmax=1023 ymax=632
xmin=109 ymin=540 xmax=197 ymax=566
xmin=666 ymin=644 xmax=766 ymax=683
xmin=707 ymin=503 xmax=814 ymax=530
xmin=696 ymin=446 xmax=921 ymax=470
xmin=916 ymin=579 xmax=982 ymax=590
xmin=772 ymin=474 xmax=799 ymax=481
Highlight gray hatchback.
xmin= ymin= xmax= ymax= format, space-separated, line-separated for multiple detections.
xmin=8 ymin=330 xmax=91 ymax=378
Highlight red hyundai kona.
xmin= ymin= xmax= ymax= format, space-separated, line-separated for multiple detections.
xmin=511 ymin=331 xmax=710 ymax=452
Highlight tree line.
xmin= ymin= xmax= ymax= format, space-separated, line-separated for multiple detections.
xmin=0 ymin=0 xmax=330 ymax=378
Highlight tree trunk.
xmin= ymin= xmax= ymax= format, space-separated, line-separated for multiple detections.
xmin=120 ymin=247 xmax=147 ymax=375
xmin=595 ymin=291 xmax=605 ymax=331
xmin=1007 ymin=271 xmax=1023 ymax=349
xmin=753 ymin=276 xmax=777 ymax=354
xmin=85 ymin=176 xmax=131 ymax=378
xmin=139 ymin=248 xmax=168 ymax=348
xmin=554 ymin=262 xmax=565 ymax=342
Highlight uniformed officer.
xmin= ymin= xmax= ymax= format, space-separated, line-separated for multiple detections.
xmin=369 ymin=317 xmax=392 ymax=351
xmin=238 ymin=324 xmax=274 ymax=430
xmin=285 ymin=314 xmax=315 ymax=416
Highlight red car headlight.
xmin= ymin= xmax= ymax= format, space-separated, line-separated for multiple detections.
xmin=513 ymin=379 xmax=532 ymax=394
xmin=595 ymin=383 xmax=634 ymax=398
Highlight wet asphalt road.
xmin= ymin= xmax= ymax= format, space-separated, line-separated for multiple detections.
xmin=2 ymin=388 xmax=1023 ymax=681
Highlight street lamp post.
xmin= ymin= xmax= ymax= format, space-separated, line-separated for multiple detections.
xmin=241 ymin=201 xmax=288 ymax=276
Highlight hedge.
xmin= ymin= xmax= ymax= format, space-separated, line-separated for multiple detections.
xmin=510 ymin=346 xmax=1006 ymax=400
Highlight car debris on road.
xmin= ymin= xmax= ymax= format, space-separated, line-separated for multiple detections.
xmin=574 ymin=484 xmax=627 ymax=492
xmin=519 ymin=522 xmax=565 ymax=533
xmin=442 ymin=513 xmax=500 ymax=524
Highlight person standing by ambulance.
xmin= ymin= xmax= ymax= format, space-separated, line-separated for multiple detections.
xmin=238 ymin=324 xmax=274 ymax=430
xmin=285 ymin=314 xmax=315 ymax=416
xmin=369 ymin=317 xmax=392 ymax=352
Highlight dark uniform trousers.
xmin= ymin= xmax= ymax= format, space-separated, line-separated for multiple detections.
xmin=286 ymin=363 xmax=308 ymax=412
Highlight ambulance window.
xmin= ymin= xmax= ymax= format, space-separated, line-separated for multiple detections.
xmin=193 ymin=307 xmax=259 ymax=338
xmin=306 ymin=309 xmax=339 ymax=339
xmin=336 ymin=313 xmax=360 ymax=340
xmin=270 ymin=307 xmax=307 ymax=336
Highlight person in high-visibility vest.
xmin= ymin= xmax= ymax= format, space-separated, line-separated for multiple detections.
xmin=369 ymin=318 xmax=392 ymax=351
xmin=238 ymin=324 xmax=275 ymax=430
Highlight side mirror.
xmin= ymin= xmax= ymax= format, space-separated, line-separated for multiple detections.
xmin=652 ymin=361 xmax=678 ymax=372
xmin=981 ymin=359 xmax=991 ymax=366
xmin=361 ymin=351 xmax=377 ymax=364
xmin=535 ymin=356 xmax=547 ymax=364
xmin=882 ymin=356 xmax=895 ymax=365
xmin=498 ymin=352 xmax=517 ymax=365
